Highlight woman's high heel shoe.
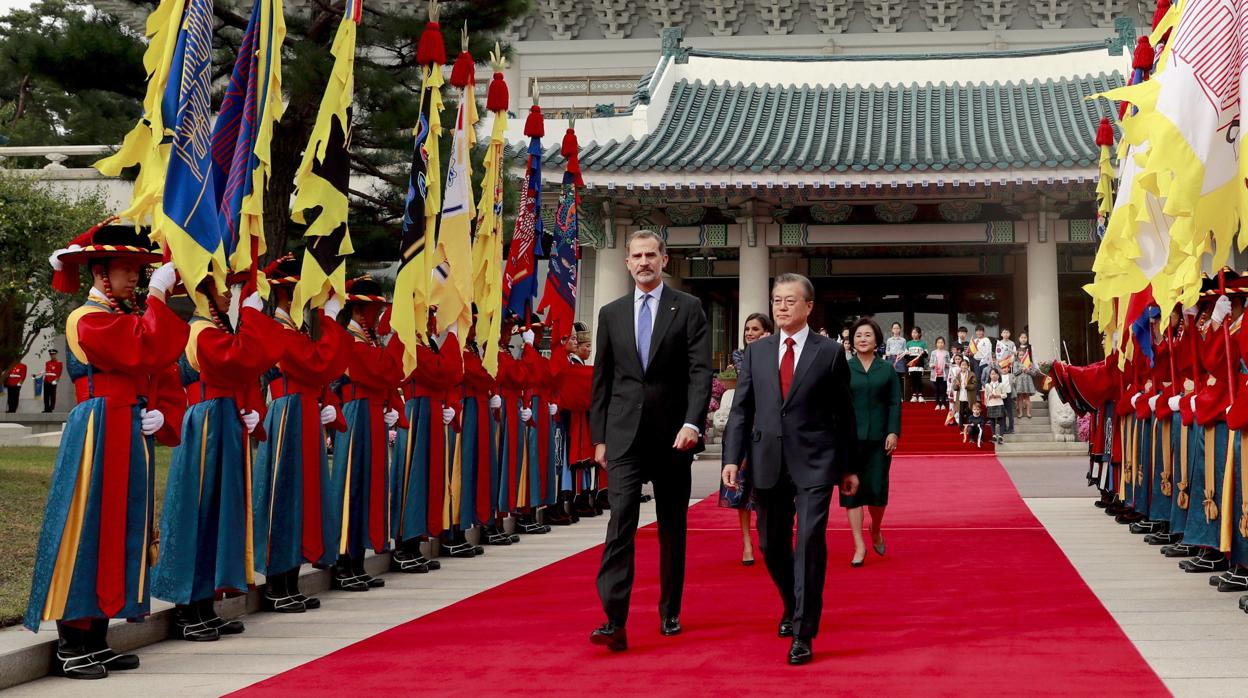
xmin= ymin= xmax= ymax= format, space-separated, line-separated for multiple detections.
xmin=873 ymin=537 xmax=886 ymax=557
xmin=850 ymin=553 xmax=866 ymax=568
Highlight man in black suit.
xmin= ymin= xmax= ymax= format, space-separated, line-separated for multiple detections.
xmin=588 ymin=230 xmax=712 ymax=652
xmin=722 ymin=273 xmax=858 ymax=665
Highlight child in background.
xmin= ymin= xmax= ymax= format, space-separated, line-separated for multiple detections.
xmin=984 ymin=368 xmax=1007 ymax=444
xmin=963 ymin=402 xmax=986 ymax=447
xmin=885 ymin=322 xmax=908 ymax=384
xmin=905 ymin=327 xmax=928 ymax=402
xmin=930 ymin=337 xmax=949 ymax=410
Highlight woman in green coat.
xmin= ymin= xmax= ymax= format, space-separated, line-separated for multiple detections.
xmin=843 ymin=317 xmax=902 ymax=567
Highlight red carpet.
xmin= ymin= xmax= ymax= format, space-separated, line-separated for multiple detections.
xmin=896 ymin=402 xmax=995 ymax=456
xmin=236 ymin=449 xmax=1165 ymax=697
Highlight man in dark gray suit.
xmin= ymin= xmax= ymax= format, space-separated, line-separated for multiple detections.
xmin=722 ymin=273 xmax=858 ymax=665
xmin=588 ymin=230 xmax=712 ymax=652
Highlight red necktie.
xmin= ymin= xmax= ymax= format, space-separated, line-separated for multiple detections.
xmin=780 ymin=337 xmax=795 ymax=399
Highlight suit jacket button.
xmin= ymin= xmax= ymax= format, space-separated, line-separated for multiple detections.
xmin=781 ymin=410 xmax=786 ymax=417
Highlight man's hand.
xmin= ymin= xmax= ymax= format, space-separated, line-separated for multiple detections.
xmin=721 ymin=463 xmax=739 ymax=489
xmin=672 ymin=426 xmax=699 ymax=451
xmin=594 ymin=443 xmax=607 ymax=467
xmin=840 ymin=473 xmax=860 ymax=496
xmin=884 ymin=433 xmax=898 ymax=454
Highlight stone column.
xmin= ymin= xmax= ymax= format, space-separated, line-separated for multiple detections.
xmin=738 ymin=208 xmax=770 ymax=341
xmin=1026 ymin=208 xmax=1061 ymax=363
xmin=591 ymin=213 xmax=631 ymax=331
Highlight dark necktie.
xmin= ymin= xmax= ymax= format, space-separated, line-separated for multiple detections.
xmin=780 ymin=337 xmax=796 ymax=399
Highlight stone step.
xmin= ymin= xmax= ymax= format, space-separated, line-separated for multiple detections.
xmin=995 ymin=440 xmax=1088 ymax=454
xmin=1009 ymin=422 xmax=1054 ymax=434
xmin=0 ymin=423 xmax=33 ymax=446
xmin=1002 ymin=432 xmax=1074 ymax=443
xmin=16 ymin=431 xmax=62 ymax=447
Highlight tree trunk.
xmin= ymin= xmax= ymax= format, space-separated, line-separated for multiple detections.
xmin=262 ymin=101 xmax=317 ymax=264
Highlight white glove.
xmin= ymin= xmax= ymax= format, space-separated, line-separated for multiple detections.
xmin=1167 ymin=395 xmax=1181 ymax=411
xmin=520 ymin=407 xmax=533 ymax=422
xmin=239 ymin=409 xmax=260 ymax=433
xmin=1190 ymin=395 xmax=1198 ymax=412
xmin=442 ymin=407 xmax=455 ymax=425
xmin=1130 ymin=393 xmax=1140 ymax=407
xmin=489 ymin=395 xmax=502 ymax=410
xmin=323 ymin=295 xmax=343 ymax=320
xmin=140 ymin=408 xmax=164 ymax=436
xmin=320 ymin=405 xmax=336 ymax=425
xmin=147 ymin=262 xmax=178 ymax=296
xmin=522 ymin=329 xmax=535 ymax=345
xmin=1212 ymin=295 xmax=1233 ymax=324
xmin=384 ymin=408 xmax=399 ymax=427
xmin=242 ymin=292 xmax=264 ymax=312
xmin=1148 ymin=395 xmax=1159 ymax=411
xmin=548 ymin=403 xmax=558 ymax=416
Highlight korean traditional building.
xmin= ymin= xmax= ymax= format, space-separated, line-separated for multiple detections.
xmin=496 ymin=4 xmax=1156 ymax=368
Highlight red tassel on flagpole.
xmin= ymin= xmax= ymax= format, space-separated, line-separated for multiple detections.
xmin=486 ymin=72 xmax=508 ymax=112
xmin=1152 ymin=0 xmax=1170 ymax=30
xmin=1132 ymin=36 xmax=1154 ymax=71
xmin=1095 ymin=117 xmax=1114 ymax=148
xmin=416 ymin=21 xmax=446 ymax=66
xmin=449 ymin=50 xmax=474 ymax=88
xmin=524 ymin=105 xmax=544 ymax=138
xmin=561 ymin=127 xmax=583 ymax=187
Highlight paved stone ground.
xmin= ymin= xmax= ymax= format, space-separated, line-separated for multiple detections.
xmin=8 ymin=455 xmax=1246 ymax=696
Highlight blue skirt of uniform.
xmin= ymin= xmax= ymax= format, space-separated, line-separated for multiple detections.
xmin=152 ymin=397 xmax=252 ymax=604
xmin=1182 ymin=422 xmax=1228 ymax=550
xmin=1170 ymin=418 xmax=1193 ymax=533
xmin=1231 ymin=433 xmax=1248 ymax=566
xmin=333 ymin=398 xmax=390 ymax=558
xmin=252 ymin=395 xmax=338 ymax=576
xmin=391 ymin=397 xmax=431 ymax=542
xmin=458 ymin=397 xmax=486 ymax=528
xmin=25 ymin=399 xmax=155 ymax=630
xmin=1125 ymin=416 xmax=1149 ymax=513
xmin=1148 ymin=416 xmax=1173 ymax=523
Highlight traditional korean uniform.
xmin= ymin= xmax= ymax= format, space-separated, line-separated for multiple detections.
xmin=26 ymin=224 xmax=186 ymax=679
xmin=492 ymin=344 xmax=528 ymax=537
xmin=460 ymin=343 xmax=497 ymax=533
xmin=520 ymin=340 xmax=557 ymax=529
xmin=152 ymin=292 xmax=281 ymax=641
xmin=1221 ymin=308 xmax=1248 ymax=594
xmin=391 ymin=335 xmax=462 ymax=569
xmin=330 ymin=278 xmax=407 ymax=591
xmin=251 ymin=257 xmax=351 ymax=611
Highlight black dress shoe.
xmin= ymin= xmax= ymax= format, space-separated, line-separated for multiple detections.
xmin=1180 ymin=555 xmax=1229 ymax=573
xmin=787 ymin=638 xmax=813 ymax=665
xmin=660 ymin=617 xmax=681 ymax=636
xmin=294 ymin=594 xmax=322 ymax=609
xmin=1144 ymin=531 xmax=1182 ymax=545
xmin=52 ymin=648 xmax=107 ymax=679
xmin=777 ymin=618 xmax=794 ymax=638
xmin=589 ymin=622 xmax=628 ymax=652
xmin=1161 ymin=544 xmax=1197 ymax=558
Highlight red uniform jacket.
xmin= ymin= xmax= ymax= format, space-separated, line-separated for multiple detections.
xmin=6 ymin=362 xmax=26 ymax=387
xmin=186 ymin=308 xmax=283 ymax=441
xmin=44 ymin=360 xmax=63 ymax=384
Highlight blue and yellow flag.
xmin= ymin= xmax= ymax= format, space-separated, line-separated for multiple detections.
xmin=158 ymin=0 xmax=228 ymax=305
xmin=289 ymin=0 xmax=360 ymax=325
xmin=211 ymin=0 xmax=286 ymax=291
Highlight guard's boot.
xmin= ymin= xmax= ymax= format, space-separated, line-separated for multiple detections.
xmin=1094 ymin=491 xmax=1115 ymax=509
xmin=52 ymin=622 xmax=107 ymax=679
xmin=1144 ymin=531 xmax=1182 ymax=546
xmin=595 ymin=489 xmax=611 ymax=511
xmin=516 ymin=512 xmax=551 ymax=534
xmin=352 ymin=553 xmax=385 ymax=586
xmin=440 ymin=530 xmax=478 ymax=558
xmin=286 ymin=568 xmax=320 ymax=609
xmin=332 ymin=556 xmax=370 ymax=591
xmin=544 ymin=494 xmax=576 ymax=526
xmin=391 ymin=544 xmax=430 ymax=572
xmin=1179 ymin=549 xmax=1229 ymax=573
xmin=172 ymin=604 xmax=219 ymax=642
xmin=483 ymin=525 xmax=513 ymax=545
xmin=1128 ymin=519 xmax=1163 ymax=534
xmin=86 ymin=618 xmax=138 ymax=671
xmin=1161 ymin=543 xmax=1197 ymax=558
xmin=1115 ymin=510 xmax=1145 ymax=524
xmin=199 ymin=598 xmax=245 ymax=635
xmin=573 ymin=491 xmax=598 ymax=517
xmin=1215 ymin=566 xmax=1248 ymax=592
xmin=262 ymin=568 xmax=306 ymax=613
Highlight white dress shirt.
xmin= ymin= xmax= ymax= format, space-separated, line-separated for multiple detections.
xmin=778 ymin=324 xmax=811 ymax=370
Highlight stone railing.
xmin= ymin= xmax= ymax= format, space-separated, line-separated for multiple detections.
xmin=0 ymin=145 xmax=114 ymax=171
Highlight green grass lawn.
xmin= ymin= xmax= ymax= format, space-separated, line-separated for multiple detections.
xmin=0 ymin=446 xmax=170 ymax=628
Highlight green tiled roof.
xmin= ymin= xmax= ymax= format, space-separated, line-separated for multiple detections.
xmin=543 ymin=73 xmax=1124 ymax=174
